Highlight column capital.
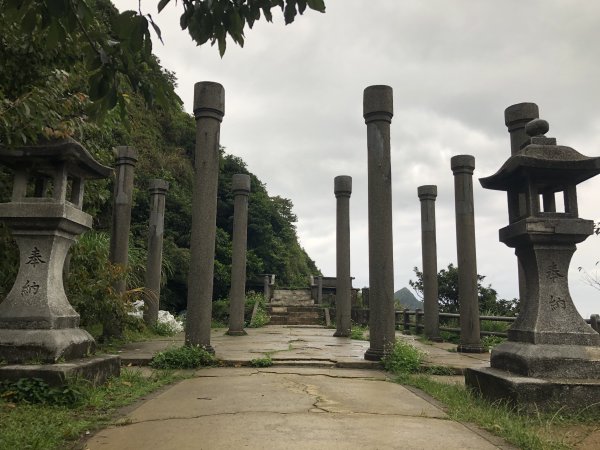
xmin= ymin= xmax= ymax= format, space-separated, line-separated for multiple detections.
xmin=232 ymin=173 xmax=251 ymax=195
xmin=363 ymin=85 xmax=393 ymax=124
xmin=114 ymin=146 xmax=138 ymax=165
xmin=148 ymin=179 xmax=169 ymax=195
xmin=418 ymin=185 xmax=437 ymax=201
xmin=504 ymin=102 xmax=539 ymax=130
xmin=193 ymin=81 xmax=225 ymax=121
xmin=334 ymin=175 xmax=352 ymax=197
xmin=451 ymin=155 xmax=475 ymax=175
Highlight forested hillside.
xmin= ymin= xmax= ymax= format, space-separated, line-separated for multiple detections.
xmin=0 ymin=0 xmax=320 ymax=322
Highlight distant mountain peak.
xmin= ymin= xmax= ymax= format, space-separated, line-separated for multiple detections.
xmin=393 ymin=287 xmax=424 ymax=310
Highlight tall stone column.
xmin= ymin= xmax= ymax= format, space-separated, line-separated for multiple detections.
xmin=504 ymin=103 xmax=539 ymax=304
xmin=143 ymin=179 xmax=169 ymax=326
xmin=186 ymin=82 xmax=224 ymax=352
xmin=317 ymin=276 xmax=323 ymax=304
xmin=228 ymin=174 xmax=251 ymax=336
xmin=418 ymin=185 xmax=442 ymax=342
xmin=451 ymin=155 xmax=485 ymax=353
xmin=109 ymin=146 xmax=138 ymax=294
xmin=106 ymin=146 xmax=137 ymax=339
xmin=363 ymin=85 xmax=396 ymax=361
xmin=334 ymin=175 xmax=352 ymax=337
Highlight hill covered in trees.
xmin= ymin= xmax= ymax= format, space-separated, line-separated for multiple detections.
xmin=0 ymin=0 xmax=320 ymax=322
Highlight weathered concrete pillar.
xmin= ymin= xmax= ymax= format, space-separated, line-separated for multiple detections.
xmin=504 ymin=103 xmax=539 ymax=304
xmin=334 ymin=175 xmax=352 ymax=337
xmin=186 ymin=81 xmax=224 ymax=352
xmin=143 ymin=179 xmax=169 ymax=326
xmin=227 ymin=174 xmax=251 ymax=336
xmin=109 ymin=146 xmax=138 ymax=294
xmin=451 ymin=155 xmax=485 ymax=353
xmin=363 ymin=85 xmax=396 ymax=361
xmin=418 ymin=185 xmax=442 ymax=342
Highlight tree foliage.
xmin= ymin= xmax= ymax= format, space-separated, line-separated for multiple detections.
xmin=0 ymin=0 xmax=325 ymax=143
xmin=409 ymin=263 xmax=519 ymax=316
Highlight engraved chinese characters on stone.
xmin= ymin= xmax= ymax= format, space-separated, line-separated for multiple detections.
xmin=21 ymin=279 xmax=40 ymax=296
xmin=549 ymin=295 xmax=567 ymax=311
xmin=545 ymin=262 xmax=564 ymax=283
xmin=26 ymin=247 xmax=46 ymax=266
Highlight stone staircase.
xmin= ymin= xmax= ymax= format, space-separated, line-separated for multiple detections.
xmin=268 ymin=289 xmax=323 ymax=326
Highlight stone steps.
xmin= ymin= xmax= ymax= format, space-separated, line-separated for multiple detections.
xmin=267 ymin=291 xmax=323 ymax=325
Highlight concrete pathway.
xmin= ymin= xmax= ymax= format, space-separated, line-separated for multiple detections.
xmin=85 ymin=326 xmax=507 ymax=449
xmin=85 ymin=366 xmax=512 ymax=450
xmin=117 ymin=326 xmax=490 ymax=373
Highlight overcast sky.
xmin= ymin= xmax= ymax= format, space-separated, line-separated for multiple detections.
xmin=115 ymin=0 xmax=600 ymax=317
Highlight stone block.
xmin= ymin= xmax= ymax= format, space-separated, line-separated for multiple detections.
xmin=465 ymin=367 xmax=600 ymax=412
xmin=0 ymin=355 xmax=120 ymax=387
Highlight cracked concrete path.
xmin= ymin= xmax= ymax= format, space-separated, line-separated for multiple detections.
xmin=84 ymin=367 xmax=511 ymax=450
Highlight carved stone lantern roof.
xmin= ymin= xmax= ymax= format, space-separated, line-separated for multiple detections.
xmin=0 ymin=138 xmax=112 ymax=209
xmin=0 ymin=138 xmax=112 ymax=180
xmin=480 ymin=119 xmax=600 ymax=192
xmin=480 ymin=119 xmax=600 ymax=226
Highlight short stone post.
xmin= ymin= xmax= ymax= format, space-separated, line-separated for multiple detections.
xmin=504 ymin=103 xmax=539 ymax=303
xmin=227 ymin=174 xmax=251 ymax=336
xmin=418 ymin=185 xmax=442 ymax=341
xmin=415 ymin=309 xmax=423 ymax=334
xmin=317 ymin=276 xmax=323 ymax=305
xmin=403 ymin=308 xmax=411 ymax=335
xmin=106 ymin=146 xmax=138 ymax=339
xmin=186 ymin=81 xmax=224 ymax=352
xmin=362 ymin=287 xmax=370 ymax=308
xmin=334 ymin=175 xmax=352 ymax=337
xmin=109 ymin=146 xmax=138 ymax=294
xmin=143 ymin=179 xmax=169 ymax=326
xmin=590 ymin=314 xmax=599 ymax=333
xmin=363 ymin=85 xmax=396 ymax=360
xmin=263 ymin=275 xmax=270 ymax=302
xmin=451 ymin=155 xmax=485 ymax=353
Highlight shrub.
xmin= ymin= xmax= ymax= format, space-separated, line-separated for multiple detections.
xmin=481 ymin=335 xmax=505 ymax=350
xmin=0 ymin=377 xmax=87 ymax=406
xmin=382 ymin=340 xmax=425 ymax=375
xmin=150 ymin=345 xmax=216 ymax=369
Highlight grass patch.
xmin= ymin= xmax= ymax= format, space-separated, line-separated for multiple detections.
xmin=250 ymin=356 xmax=273 ymax=367
xmin=0 ymin=369 xmax=180 ymax=450
xmin=350 ymin=325 xmax=368 ymax=341
xmin=394 ymin=374 xmax=600 ymax=450
xmin=381 ymin=340 xmax=425 ymax=375
xmin=150 ymin=345 xmax=216 ymax=369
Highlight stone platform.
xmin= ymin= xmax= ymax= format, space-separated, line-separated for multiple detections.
xmin=0 ymin=354 xmax=120 ymax=386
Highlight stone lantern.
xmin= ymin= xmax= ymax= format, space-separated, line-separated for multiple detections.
xmin=0 ymin=139 xmax=112 ymax=364
xmin=465 ymin=107 xmax=600 ymax=409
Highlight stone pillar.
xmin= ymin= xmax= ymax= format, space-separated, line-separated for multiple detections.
xmin=418 ymin=185 xmax=442 ymax=342
xmin=451 ymin=155 xmax=485 ymax=353
xmin=334 ymin=175 xmax=352 ymax=337
xmin=504 ymin=103 xmax=539 ymax=304
xmin=106 ymin=146 xmax=137 ymax=339
xmin=109 ymin=146 xmax=138 ymax=294
xmin=363 ymin=85 xmax=396 ymax=361
xmin=227 ymin=174 xmax=251 ymax=336
xmin=186 ymin=81 xmax=224 ymax=352
xmin=143 ymin=179 xmax=169 ymax=326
